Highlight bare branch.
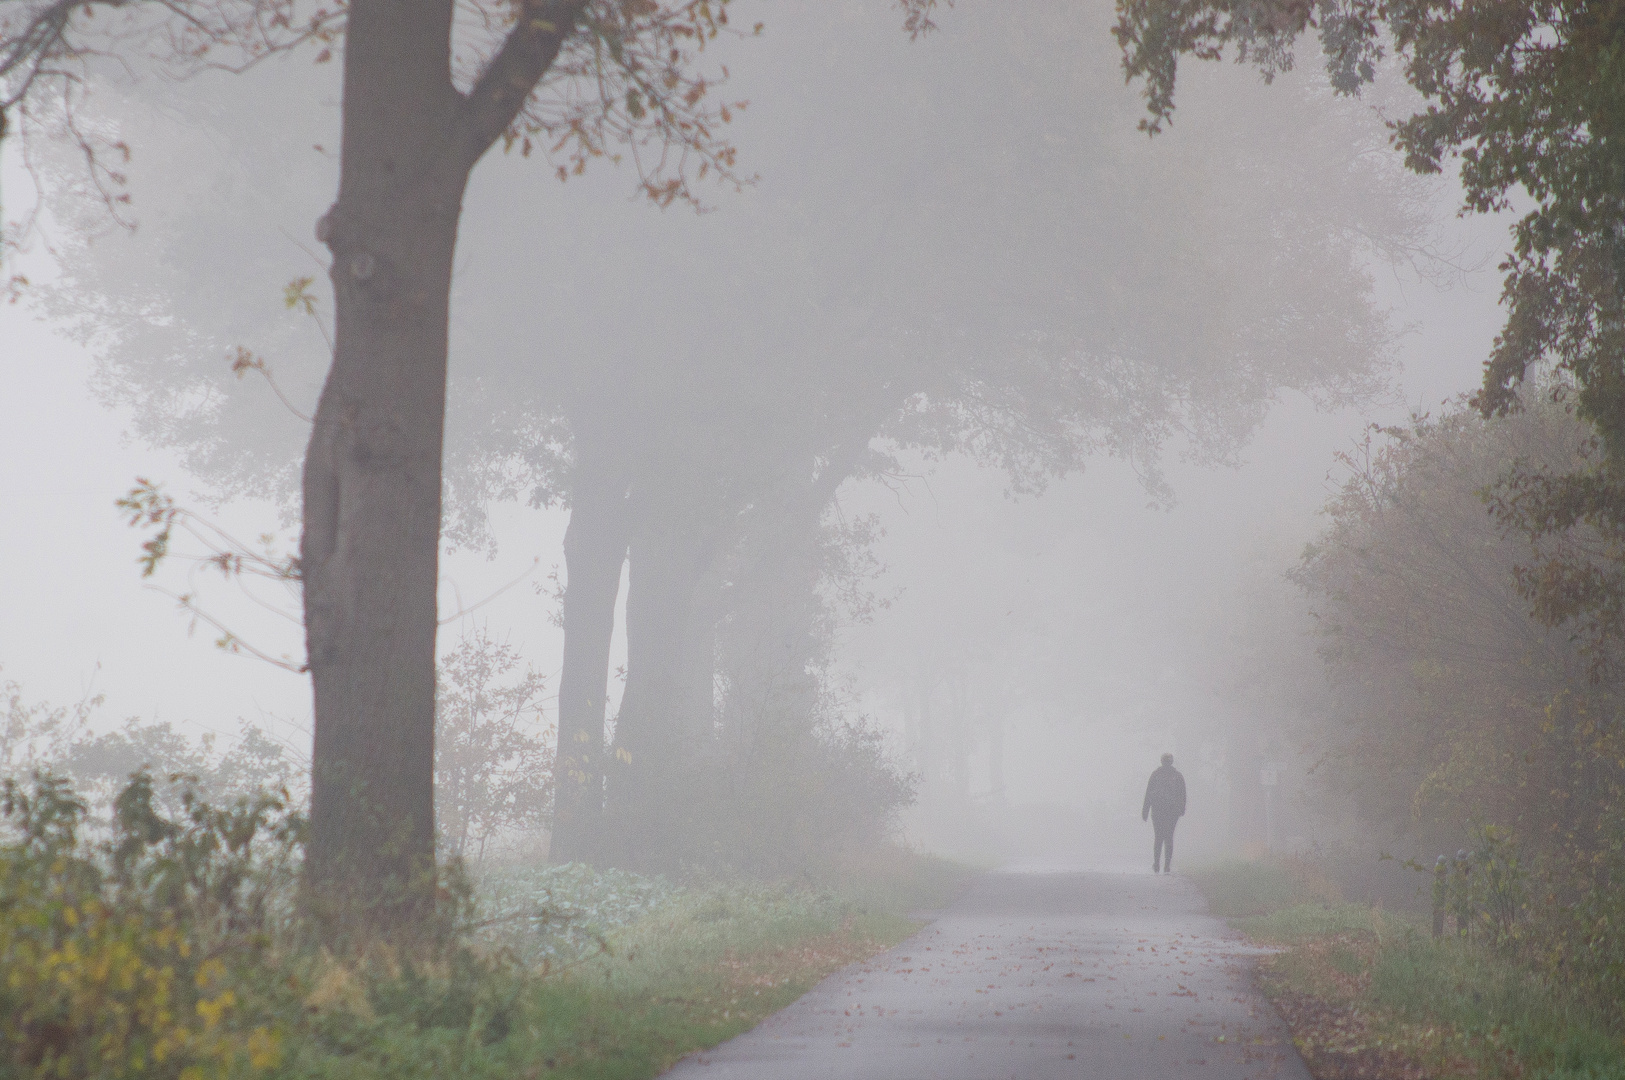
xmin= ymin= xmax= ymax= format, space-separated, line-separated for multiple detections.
xmin=897 ymin=0 xmax=949 ymax=39
xmin=145 ymin=584 xmax=309 ymax=673
xmin=504 ymin=0 xmax=755 ymax=209
xmin=439 ymin=556 xmax=541 ymax=625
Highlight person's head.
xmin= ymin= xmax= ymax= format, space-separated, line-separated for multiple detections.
xmin=1161 ymin=753 xmax=1174 ymax=766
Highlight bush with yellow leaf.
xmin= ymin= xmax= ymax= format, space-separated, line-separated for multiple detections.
xmin=0 ymin=770 xmax=549 ymax=1080
xmin=0 ymin=770 xmax=296 ymax=1079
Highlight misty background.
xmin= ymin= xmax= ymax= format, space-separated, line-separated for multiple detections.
xmin=0 ymin=0 xmax=1513 ymax=872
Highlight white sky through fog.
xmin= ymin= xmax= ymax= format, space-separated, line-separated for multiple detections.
xmin=0 ymin=281 xmax=577 ymax=745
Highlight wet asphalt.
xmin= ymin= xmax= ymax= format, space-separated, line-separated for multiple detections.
xmin=661 ymin=866 xmax=1310 ymax=1080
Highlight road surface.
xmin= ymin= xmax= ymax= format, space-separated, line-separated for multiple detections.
xmin=663 ymin=867 xmax=1309 ymax=1080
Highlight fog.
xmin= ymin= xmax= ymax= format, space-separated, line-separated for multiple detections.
xmin=0 ymin=0 xmax=1514 ymax=875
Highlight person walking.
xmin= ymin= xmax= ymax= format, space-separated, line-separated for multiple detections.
xmin=1142 ymin=752 xmax=1187 ymax=874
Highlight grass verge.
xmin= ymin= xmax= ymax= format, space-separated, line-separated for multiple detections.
xmin=1188 ymin=859 xmax=1625 ymax=1080
xmin=482 ymin=847 xmax=974 ymax=1080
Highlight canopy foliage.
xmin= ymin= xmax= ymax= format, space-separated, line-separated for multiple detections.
xmin=1116 ymin=0 xmax=1625 ymax=451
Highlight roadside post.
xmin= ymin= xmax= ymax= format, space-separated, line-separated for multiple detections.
xmin=1432 ymin=855 xmax=1447 ymax=938
xmin=1260 ymin=763 xmax=1283 ymax=852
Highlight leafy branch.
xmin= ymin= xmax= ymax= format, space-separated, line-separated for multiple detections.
xmin=502 ymin=0 xmax=758 ymax=208
xmin=118 ymin=478 xmax=300 ymax=583
xmin=117 ymin=478 xmax=307 ymax=673
xmin=118 ymin=478 xmax=548 ymax=664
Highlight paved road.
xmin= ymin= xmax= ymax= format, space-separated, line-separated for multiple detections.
xmin=663 ymin=868 xmax=1310 ymax=1080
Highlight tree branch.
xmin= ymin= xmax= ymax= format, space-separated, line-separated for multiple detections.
xmin=456 ymin=0 xmax=588 ymax=167
xmin=0 ymin=0 xmax=79 ymax=109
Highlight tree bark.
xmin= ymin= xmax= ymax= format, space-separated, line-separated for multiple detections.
xmin=549 ymin=433 xmax=631 ymax=865
xmin=302 ymin=0 xmax=465 ymax=933
xmin=681 ymin=564 xmax=723 ymax=739
xmin=301 ymin=0 xmax=584 ymax=935
xmin=714 ymin=433 xmax=871 ymax=748
xmin=597 ymin=418 xmax=881 ymax=868
xmin=716 ymin=519 xmax=820 ymax=744
xmin=601 ymin=477 xmax=721 ymax=868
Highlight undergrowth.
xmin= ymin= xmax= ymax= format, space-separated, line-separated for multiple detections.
xmin=0 ymin=770 xmax=971 ymax=1080
xmin=1191 ymin=855 xmax=1625 ymax=1079
xmin=1372 ymin=936 xmax=1625 ymax=1079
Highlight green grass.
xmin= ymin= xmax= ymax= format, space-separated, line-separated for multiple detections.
xmin=1189 ymin=858 xmax=1319 ymax=917
xmin=500 ymin=849 xmax=977 ymax=1079
xmin=1189 ymin=857 xmax=1625 ymax=1080
xmin=262 ymin=850 xmax=976 ymax=1080
xmin=1372 ymin=936 xmax=1625 ymax=1080
xmin=1231 ymin=901 xmax=1389 ymax=943
xmin=1188 ymin=855 xmax=1410 ymax=943
xmin=1187 ymin=856 xmax=1347 ymax=917
xmin=524 ymin=891 xmax=891 ymax=1077
xmin=803 ymin=846 xmax=977 ymax=915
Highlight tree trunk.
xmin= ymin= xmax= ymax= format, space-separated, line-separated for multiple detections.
xmin=301 ymin=0 xmax=583 ymax=935
xmin=987 ymin=712 xmax=1006 ymax=804
xmin=302 ymin=2 xmax=465 ymax=934
xmin=714 ymin=434 xmax=869 ymax=748
xmin=718 ymin=520 xmax=822 ymax=744
xmin=681 ymin=565 xmax=723 ymax=740
xmin=600 ymin=425 xmax=873 ymax=868
xmin=550 ymin=437 xmax=631 ymax=864
xmin=602 ymin=480 xmax=720 ymax=868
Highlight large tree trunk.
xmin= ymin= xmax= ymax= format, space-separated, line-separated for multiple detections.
xmin=716 ymin=520 xmax=821 ymax=745
xmin=301 ymin=0 xmax=582 ymax=935
xmin=549 ymin=433 xmax=631 ymax=865
xmin=599 ymin=425 xmax=875 ymax=868
xmin=714 ymin=434 xmax=870 ymax=748
xmin=601 ymin=479 xmax=720 ymax=868
xmin=302 ymin=2 xmax=467 ymax=933
xmin=681 ymin=564 xmax=723 ymax=739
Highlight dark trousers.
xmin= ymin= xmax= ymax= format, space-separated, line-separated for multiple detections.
xmin=1152 ymin=815 xmax=1177 ymax=870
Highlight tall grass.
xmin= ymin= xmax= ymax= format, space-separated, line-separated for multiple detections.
xmin=1374 ymin=936 xmax=1625 ymax=1080
xmin=1190 ymin=856 xmax=1625 ymax=1080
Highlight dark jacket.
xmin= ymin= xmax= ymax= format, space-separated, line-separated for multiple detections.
xmin=1142 ymin=764 xmax=1187 ymax=820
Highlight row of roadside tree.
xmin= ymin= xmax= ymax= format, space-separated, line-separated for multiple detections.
xmin=1280 ymin=384 xmax=1625 ymax=993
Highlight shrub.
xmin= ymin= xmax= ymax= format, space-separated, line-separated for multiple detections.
xmin=1527 ymin=806 xmax=1625 ymax=998
xmin=0 ymin=771 xmax=537 ymax=1080
xmin=433 ymin=630 xmax=553 ymax=863
xmin=0 ymin=770 xmax=298 ymax=1080
xmin=688 ymin=714 xmax=916 ymax=877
